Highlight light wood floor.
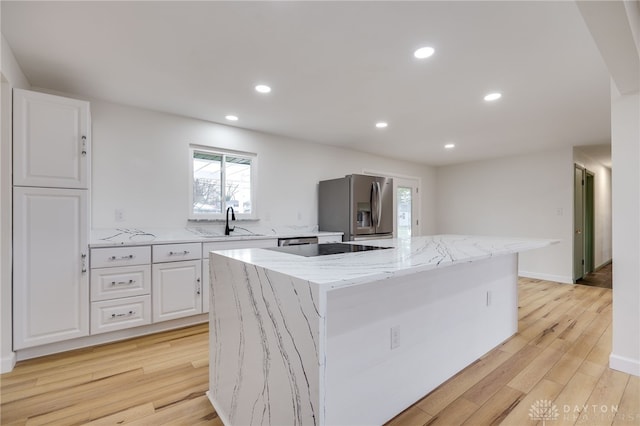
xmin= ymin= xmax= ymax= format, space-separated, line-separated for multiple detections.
xmin=1 ymin=278 xmax=637 ymax=425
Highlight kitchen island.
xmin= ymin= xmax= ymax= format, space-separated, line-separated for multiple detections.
xmin=206 ymin=235 xmax=555 ymax=425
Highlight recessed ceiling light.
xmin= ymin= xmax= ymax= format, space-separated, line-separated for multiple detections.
xmin=375 ymin=122 xmax=388 ymax=129
xmin=444 ymin=143 xmax=455 ymax=149
xmin=225 ymin=115 xmax=238 ymax=121
xmin=484 ymin=92 xmax=502 ymax=101
xmin=414 ymin=46 xmax=435 ymax=59
xmin=255 ymin=84 xmax=271 ymax=94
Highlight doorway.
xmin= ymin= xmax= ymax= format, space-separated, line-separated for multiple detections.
xmin=573 ymin=164 xmax=595 ymax=282
xmin=394 ymin=178 xmax=420 ymax=238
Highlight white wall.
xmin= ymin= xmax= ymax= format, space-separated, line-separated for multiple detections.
xmin=90 ymin=100 xmax=437 ymax=233
xmin=435 ymin=148 xmax=574 ymax=283
xmin=0 ymin=33 xmax=30 ymax=373
xmin=610 ymin=87 xmax=640 ymax=376
xmin=577 ymin=0 xmax=639 ymax=378
xmin=573 ymin=146 xmax=612 ymax=269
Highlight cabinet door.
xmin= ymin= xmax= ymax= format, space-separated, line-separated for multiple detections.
xmin=13 ymin=187 xmax=89 ymax=349
xmin=13 ymin=89 xmax=90 ymax=189
xmin=152 ymin=260 xmax=202 ymax=322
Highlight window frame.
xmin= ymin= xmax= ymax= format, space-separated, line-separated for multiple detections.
xmin=188 ymin=146 xmax=257 ymax=221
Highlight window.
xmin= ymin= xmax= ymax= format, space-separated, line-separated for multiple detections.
xmin=189 ymin=147 xmax=256 ymax=220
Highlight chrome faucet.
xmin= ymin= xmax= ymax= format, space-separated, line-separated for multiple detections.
xmin=225 ymin=206 xmax=236 ymax=235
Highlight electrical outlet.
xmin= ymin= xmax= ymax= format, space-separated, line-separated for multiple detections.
xmin=115 ymin=209 xmax=125 ymax=222
xmin=390 ymin=326 xmax=400 ymax=349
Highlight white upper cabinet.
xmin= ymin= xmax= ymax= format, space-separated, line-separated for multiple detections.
xmin=13 ymin=89 xmax=90 ymax=189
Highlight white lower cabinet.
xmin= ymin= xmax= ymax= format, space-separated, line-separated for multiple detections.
xmin=152 ymin=259 xmax=202 ymax=322
xmin=13 ymin=187 xmax=89 ymax=349
xmin=89 ymin=246 xmax=151 ymax=335
xmin=91 ymin=296 xmax=151 ymax=334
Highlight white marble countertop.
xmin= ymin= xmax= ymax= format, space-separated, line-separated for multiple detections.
xmin=90 ymin=226 xmax=342 ymax=247
xmin=211 ymin=234 xmax=558 ymax=290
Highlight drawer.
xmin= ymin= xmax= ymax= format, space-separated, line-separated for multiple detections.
xmin=90 ymin=295 xmax=151 ymax=335
xmin=153 ymin=242 xmax=201 ymax=263
xmin=91 ymin=246 xmax=150 ymax=268
xmin=203 ymin=238 xmax=277 ymax=252
xmin=91 ymin=265 xmax=151 ymax=301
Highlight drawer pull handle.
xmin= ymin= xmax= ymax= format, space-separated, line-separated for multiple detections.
xmin=81 ymin=135 xmax=87 ymax=156
xmin=111 ymin=310 xmax=135 ymax=319
xmin=111 ymin=279 xmax=135 ymax=286
xmin=109 ymin=255 xmax=135 ymax=261
xmin=81 ymin=253 xmax=87 ymax=273
xmin=169 ymin=250 xmax=190 ymax=256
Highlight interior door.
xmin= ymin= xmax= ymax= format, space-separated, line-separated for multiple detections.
xmin=584 ymin=172 xmax=595 ymax=274
xmin=574 ymin=165 xmax=584 ymax=282
xmin=394 ymin=177 xmax=420 ymax=238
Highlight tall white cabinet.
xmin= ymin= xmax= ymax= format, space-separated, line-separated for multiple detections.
xmin=12 ymin=89 xmax=91 ymax=350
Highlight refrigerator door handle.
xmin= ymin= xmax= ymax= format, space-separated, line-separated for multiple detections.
xmin=376 ymin=181 xmax=382 ymax=227
xmin=371 ymin=182 xmax=378 ymax=227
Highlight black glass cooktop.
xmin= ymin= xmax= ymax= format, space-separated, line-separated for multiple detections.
xmin=265 ymin=243 xmax=392 ymax=257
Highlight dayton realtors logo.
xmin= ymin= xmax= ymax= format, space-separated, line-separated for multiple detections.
xmin=529 ymin=400 xmax=560 ymax=425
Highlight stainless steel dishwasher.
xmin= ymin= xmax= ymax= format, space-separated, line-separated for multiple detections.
xmin=277 ymin=236 xmax=319 ymax=246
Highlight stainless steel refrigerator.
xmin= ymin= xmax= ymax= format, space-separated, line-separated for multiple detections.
xmin=318 ymin=174 xmax=394 ymax=241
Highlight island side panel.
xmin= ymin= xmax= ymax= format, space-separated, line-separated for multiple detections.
xmin=208 ymin=253 xmax=324 ymax=426
xmin=324 ymin=253 xmax=518 ymax=425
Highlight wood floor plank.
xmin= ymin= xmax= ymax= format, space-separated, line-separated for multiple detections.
xmin=552 ymin=371 xmax=601 ymax=426
xmin=461 ymin=344 xmax=542 ymax=406
xmin=82 ymin=403 xmax=156 ymax=425
xmin=386 ymin=405 xmax=432 ymax=426
xmin=126 ymin=394 xmax=215 ymax=425
xmin=416 ymin=349 xmax=513 ymax=415
xmin=613 ymin=375 xmax=639 ymax=426
xmin=507 ymin=346 xmax=564 ymax=393
xmin=460 ymin=386 xmax=524 ymax=426
xmin=498 ymin=378 xmax=564 ymax=426
xmin=577 ymin=368 xmax=629 ymax=426
xmin=424 ymin=396 xmax=478 ymax=425
xmin=544 ymin=352 xmax=584 ymax=386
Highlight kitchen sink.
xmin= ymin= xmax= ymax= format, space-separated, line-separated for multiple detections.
xmin=187 ymin=227 xmax=266 ymax=238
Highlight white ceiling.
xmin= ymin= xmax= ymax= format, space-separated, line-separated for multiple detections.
xmin=2 ymin=1 xmax=613 ymax=166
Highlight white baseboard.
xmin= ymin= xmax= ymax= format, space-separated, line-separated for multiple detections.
xmin=1 ymin=351 xmax=16 ymax=373
xmin=610 ymin=353 xmax=640 ymax=377
xmin=16 ymin=314 xmax=208 ymax=361
xmin=518 ymin=270 xmax=573 ymax=284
